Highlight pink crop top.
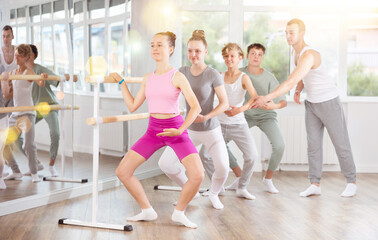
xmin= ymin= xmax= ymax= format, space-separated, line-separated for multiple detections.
xmin=145 ymin=68 xmax=181 ymax=114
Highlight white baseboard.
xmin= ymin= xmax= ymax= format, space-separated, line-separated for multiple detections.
xmin=0 ymin=168 xmax=163 ymax=216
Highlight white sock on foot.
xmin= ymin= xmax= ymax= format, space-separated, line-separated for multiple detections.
xmin=127 ymin=207 xmax=157 ymax=222
xmin=236 ymin=188 xmax=256 ymax=200
xmin=299 ymin=184 xmax=321 ymax=197
xmin=225 ymin=177 xmax=240 ymax=191
xmin=31 ymin=174 xmax=41 ymax=183
xmin=341 ymin=183 xmax=357 ymax=197
xmin=172 ymin=209 xmax=198 ymax=228
xmin=202 ymin=187 xmax=225 ymax=197
xmin=208 ymin=192 xmax=224 ymax=209
xmin=4 ymin=172 xmax=23 ymax=180
xmin=24 ymin=163 xmax=45 ymax=176
xmin=263 ymin=178 xmax=279 ymax=193
xmin=173 ymin=192 xmax=200 ymax=206
xmin=0 ymin=178 xmax=6 ymax=189
xmin=49 ymin=166 xmax=59 ymax=177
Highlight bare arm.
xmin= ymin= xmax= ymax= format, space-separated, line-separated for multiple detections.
xmin=110 ymin=72 xmax=146 ymax=113
xmin=251 ymin=50 xmax=317 ymax=108
xmin=294 ymin=80 xmax=304 ymax=104
xmin=27 ymin=69 xmax=45 ymax=87
xmin=196 ymin=85 xmax=228 ymax=123
xmin=1 ymin=72 xmax=12 ymax=100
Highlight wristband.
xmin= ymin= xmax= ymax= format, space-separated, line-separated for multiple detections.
xmin=119 ymin=79 xmax=125 ymax=85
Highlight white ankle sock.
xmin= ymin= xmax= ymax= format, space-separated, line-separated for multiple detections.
xmin=49 ymin=166 xmax=59 ymax=177
xmin=341 ymin=183 xmax=357 ymax=197
xmin=263 ymin=178 xmax=279 ymax=193
xmin=225 ymin=177 xmax=240 ymax=191
xmin=0 ymin=178 xmax=6 ymax=189
xmin=202 ymin=187 xmax=225 ymax=197
xmin=4 ymin=172 xmax=23 ymax=180
xmin=173 ymin=192 xmax=200 ymax=206
xmin=172 ymin=209 xmax=198 ymax=228
xmin=299 ymin=184 xmax=321 ymax=197
xmin=127 ymin=207 xmax=157 ymax=222
xmin=208 ymin=192 xmax=224 ymax=210
xmin=31 ymin=174 xmax=41 ymax=183
xmin=236 ymin=188 xmax=256 ymax=200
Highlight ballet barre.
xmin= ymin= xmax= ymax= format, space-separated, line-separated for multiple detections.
xmin=0 ymin=104 xmax=79 ymax=114
xmin=85 ymin=76 xmax=143 ymax=83
xmin=0 ymin=75 xmax=61 ymax=81
xmin=59 ymin=74 xmax=137 ymax=231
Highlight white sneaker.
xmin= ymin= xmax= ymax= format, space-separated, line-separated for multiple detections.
xmin=31 ymin=174 xmax=41 ymax=183
xmin=4 ymin=172 xmax=23 ymax=180
xmin=24 ymin=162 xmax=45 ymax=176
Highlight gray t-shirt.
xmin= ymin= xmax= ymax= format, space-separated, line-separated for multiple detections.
xmin=32 ymin=64 xmax=60 ymax=105
xmin=240 ymin=66 xmax=286 ymax=120
xmin=179 ymin=66 xmax=223 ymax=131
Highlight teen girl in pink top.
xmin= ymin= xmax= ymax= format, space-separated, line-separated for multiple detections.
xmin=110 ymin=31 xmax=204 ymax=229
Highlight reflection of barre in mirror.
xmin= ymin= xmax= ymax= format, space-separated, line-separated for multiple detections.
xmin=86 ymin=110 xmax=185 ymax=126
xmin=0 ymin=74 xmax=61 ymax=81
xmin=0 ymin=105 xmax=79 ymax=114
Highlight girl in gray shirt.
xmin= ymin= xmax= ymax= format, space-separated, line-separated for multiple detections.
xmin=159 ymin=30 xmax=229 ymax=210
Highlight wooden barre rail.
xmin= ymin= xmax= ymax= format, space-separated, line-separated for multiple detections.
xmin=85 ymin=76 xmax=143 ymax=84
xmin=0 ymin=75 xmax=61 ymax=81
xmin=86 ymin=111 xmax=185 ymax=125
xmin=0 ymin=105 xmax=79 ymax=114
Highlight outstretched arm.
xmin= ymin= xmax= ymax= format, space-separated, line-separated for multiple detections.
xmin=110 ymin=72 xmax=147 ymax=113
xmin=1 ymin=72 xmax=12 ymax=100
xmin=251 ymin=50 xmax=316 ymax=109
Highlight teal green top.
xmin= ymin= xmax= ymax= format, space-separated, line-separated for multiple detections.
xmin=240 ymin=66 xmax=286 ymax=120
xmin=32 ymin=64 xmax=60 ymax=105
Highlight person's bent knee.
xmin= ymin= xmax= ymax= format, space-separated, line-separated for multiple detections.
xmin=188 ymin=170 xmax=204 ymax=186
xmin=116 ymin=165 xmax=132 ymax=182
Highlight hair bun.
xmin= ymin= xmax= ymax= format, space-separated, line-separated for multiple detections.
xmin=166 ymin=31 xmax=176 ymax=41
xmin=192 ymin=30 xmax=205 ymax=39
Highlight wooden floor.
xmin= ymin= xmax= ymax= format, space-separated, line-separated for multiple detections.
xmin=0 ymin=171 xmax=377 ymax=240
xmin=0 ymin=151 xmax=121 ymax=202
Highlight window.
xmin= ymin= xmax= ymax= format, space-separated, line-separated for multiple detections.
xmin=31 ymin=26 xmax=41 ymax=64
xmin=73 ymin=27 xmax=85 ymax=91
xmin=42 ymin=3 xmax=52 ymax=20
xmin=347 ymin=13 xmax=378 ymax=96
xmin=244 ymin=12 xmax=290 ymax=83
xmin=54 ymin=0 xmax=65 ymax=19
xmin=29 ymin=5 xmax=40 ymax=23
xmin=87 ymin=0 xmax=105 ymax=19
xmin=109 ymin=0 xmax=126 ymax=17
xmin=42 ymin=26 xmax=54 ymax=70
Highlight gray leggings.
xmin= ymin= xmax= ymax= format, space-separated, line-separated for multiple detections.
xmin=200 ymin=123 xmax=258 ymax=189
xmin=305 ymin=97 xmax=356 ymax=183
xmin=227 ymin=117 xmax=285 ymax=172
xmin=4 ymin=114 xmax=38 ymax=174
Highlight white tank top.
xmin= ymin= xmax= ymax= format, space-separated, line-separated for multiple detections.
xmin=290 ymin=46 xmax=338 ymax=103
xmin=218 ymin=72 xmax=247 ymax=125
xmin=11 ymin=69 xmax=35 ymax=116
xmin=0 ymin=51 xmax=18 ymax=72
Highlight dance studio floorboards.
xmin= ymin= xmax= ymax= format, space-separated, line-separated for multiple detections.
xmin=0 ymin=171 xmax=377 ymax=240
xmin=0 ymin=150 xmax=121 ymax=202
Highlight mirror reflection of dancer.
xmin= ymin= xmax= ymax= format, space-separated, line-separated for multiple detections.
xmin=111 ymin=31 xmax=204 ymax=228
xmin=200 ymin=43 xmax=259 ymax=199
xmin=158 ymin=30 xmax=230 ymax=210
xmin=0 ymin=64 xmax=9 ymax=189
xmin=251 ymin=19 xmax=357 ymax=197
xmin=2 ymin=44 xmax=46 ymax=183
